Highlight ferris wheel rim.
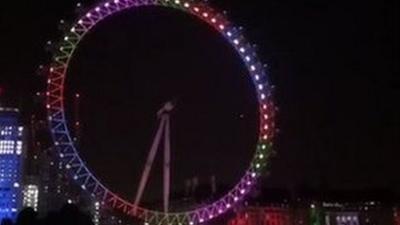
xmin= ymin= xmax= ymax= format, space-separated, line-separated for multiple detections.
xmin=46 ymin=0 xmax=275 ymax=224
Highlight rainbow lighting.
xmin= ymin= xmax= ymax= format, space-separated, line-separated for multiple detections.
xmin=0 ymin=108 xmax=24 ymax=221
xmin=46 ymin=0 xmax=275 ymax=224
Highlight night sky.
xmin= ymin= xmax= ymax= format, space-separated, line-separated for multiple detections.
xmin=0 ymin=0 xmax=399 ymax=205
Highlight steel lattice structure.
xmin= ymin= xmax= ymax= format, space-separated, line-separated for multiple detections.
xmin=45 ymin=0 xmax=275 ymax=224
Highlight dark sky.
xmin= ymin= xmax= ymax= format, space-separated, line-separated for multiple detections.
xmin=0 ymin=0 xmax=399 ymax=204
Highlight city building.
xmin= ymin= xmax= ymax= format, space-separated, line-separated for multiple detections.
xmin=22 ymin=184 xmax=39 ymax=211
xmin=0 ymin=107 xmax=25 ymax=221
xmin=22 ymin=176 xmax=40 ymax=211
xmin=227 ymin=205 xmax=291 ymax=225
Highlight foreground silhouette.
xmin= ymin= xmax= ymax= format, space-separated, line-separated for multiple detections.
xmin=1 ymin=204 xmax=94 ymax=225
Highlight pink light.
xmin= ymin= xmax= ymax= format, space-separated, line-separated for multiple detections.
xmin=219 ymin=24 xmax=225 ymax=30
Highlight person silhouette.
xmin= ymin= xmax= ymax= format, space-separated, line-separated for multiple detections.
xmin=15 ymin=208 xmax=38 ymax=225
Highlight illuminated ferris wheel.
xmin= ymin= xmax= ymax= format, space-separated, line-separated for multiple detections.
xmin=45 ymin=0 xmax=275 ymax=224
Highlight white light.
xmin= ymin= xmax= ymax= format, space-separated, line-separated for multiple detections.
xmin=64 ymin=36 xmax=69 ymax=41
xmin=261 ymin=144 xmax=266 ymax=149
xmin=251 ymin=172 xmax=256 ymax=177
xmin=234 ymin=196 xmax=239 ymax=202
xmin=78 ymin=20 xmax=83 ymax=24
xmin=261 ymin=94 xmax=266 ymax=100
xmin=256 ymin=163 xmax=261 ymax=168
xmin=95 ymin=7 xmax=101 ymax=12
xmin=105 ymin=2 xmax=110 ymax=7
xmin=71 ymin=27 xmax=76 ymax=32
xmin=114 ymin=0 xmax=119 ymax=3
xmin=259 ymin=154 xmax=264 ymax=159
xmin=240 ymin=47 xmax=245 ymax=53
xmin=13 ymin=183 xmax=20 ymax=188
xmin=255 ymin=75 xmax=260 ymax=80
xmin=227 ymin=31 xmax=232 ymax=37
xmin=184 ymin=2 xmax=190 ymax=7
xmin=86 ymin=13 xmax=91 ymax=17
xmin=258 ymin=84 xmax=263 ymax=90
xmin=174 ymin=0 xmax=180 ymax=4
xmin=202 ymin=12 xmax=208 ymax=18
xmin=233 ymin=39 xmax=239 ymax=45
xmin=211 ymin=18 xmax=216 ymax=23
xmin=251 ymin=65 xmax=256 ymax=71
